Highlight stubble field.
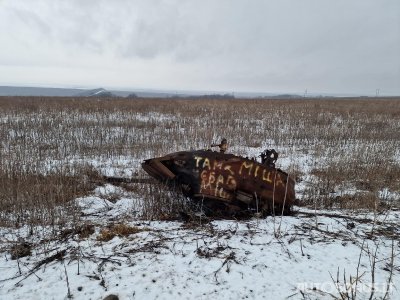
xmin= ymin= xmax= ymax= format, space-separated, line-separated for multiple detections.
xmin=1 ymin=96 xmax=399 ymax=226
xmin=0 ymin=96 xmax=399 ymax=300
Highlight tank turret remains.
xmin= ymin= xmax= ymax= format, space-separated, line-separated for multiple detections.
xmin=142 ymin=148 xmax=295 ymax=217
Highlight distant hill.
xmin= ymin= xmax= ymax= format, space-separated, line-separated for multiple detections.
xmin=0 ymin=86 xmax=82 ymax=97
xmin=186 ymin=93 xmax=235 ymax=99
xmin=75 ymin=88 xmax=116 ymax=97
xmin=0 ymin=86 xmax=179 ymax=98
xmin=1 ymin=85 xmax=370 ymax=98
xmin=270 ymin=94 xmax=303 ymax=99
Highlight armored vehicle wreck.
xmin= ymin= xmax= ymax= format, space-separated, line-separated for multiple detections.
xmin=142 ymin=149 xmax=296 ymax=216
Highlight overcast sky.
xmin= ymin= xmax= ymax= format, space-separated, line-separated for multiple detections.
xmin=0 ymin=0 xmax=399 ymax=95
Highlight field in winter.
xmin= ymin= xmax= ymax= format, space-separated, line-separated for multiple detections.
xmin=0 ymin=96 xmax=399 ymax=300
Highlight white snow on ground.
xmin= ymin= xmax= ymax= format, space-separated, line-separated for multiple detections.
xmin=44 ymin=156 xmax=144 ymax=178
xmin=379 ymin=188 xmax=400 ymax=203
xmin=0 ymin=143 xmax=399 ymax=299
xmin=1 ymin=197 xmax=399 ymax=300
xmin=76 ymin=185 xmax=143 ymax=219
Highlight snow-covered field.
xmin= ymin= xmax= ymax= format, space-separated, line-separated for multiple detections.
xmin=1 ymin=98 xmax=399 ymax=299
xmin=1 ymin=185 xmax=399 ymax=300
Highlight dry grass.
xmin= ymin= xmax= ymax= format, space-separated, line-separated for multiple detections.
xmin=0 ymin=96 xmax=399 ymax=225
xmin=97 ymin=223 xmax=148 ymax=242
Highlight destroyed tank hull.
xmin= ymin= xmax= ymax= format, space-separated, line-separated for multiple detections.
xmin=142 ymin=150 xmax=295 ymax=216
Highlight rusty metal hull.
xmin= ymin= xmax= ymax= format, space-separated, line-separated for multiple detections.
xmin=142 ymin=150 xmax=295 ymax=215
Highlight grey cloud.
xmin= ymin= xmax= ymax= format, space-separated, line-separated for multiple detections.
xmin=9 ymin=6 xmax=52 ymax=38
xmin=0 ymin=0 xmax=399 ymax=94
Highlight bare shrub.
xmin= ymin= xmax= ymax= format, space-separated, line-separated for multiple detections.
xmin=140 ymin=182 xmax=192 ymax=220
xmin=0 ymin=163 xmax=97 ymax=228
xmin=97 ymin=223 xmax=148 ymax=242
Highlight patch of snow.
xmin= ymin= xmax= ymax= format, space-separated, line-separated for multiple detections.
xmin=1 ymin=205 xmax=399 ymax=300
xmin=379 ymin=188 xmax=400 ymax=202
xmin=76 ymin=196 xmax=114 ymax=215
xmin=94 ymin=184 xmax=123 ymax=197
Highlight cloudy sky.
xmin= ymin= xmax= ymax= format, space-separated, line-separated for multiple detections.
xmin=0 ymin=0 xmax=399 ymax=95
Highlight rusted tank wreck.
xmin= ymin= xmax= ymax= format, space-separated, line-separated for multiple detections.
xmin=142 ymin=148 xmax=296 ymax=216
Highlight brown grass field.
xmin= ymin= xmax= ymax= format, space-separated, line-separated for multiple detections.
xmin=1 ymin=96 xmax=399 ymax=227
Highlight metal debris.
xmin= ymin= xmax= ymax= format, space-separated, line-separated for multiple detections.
xmin=142 ymin=149 xmax=296 ymax=216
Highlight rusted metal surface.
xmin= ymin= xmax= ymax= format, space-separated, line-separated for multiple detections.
xmin=142 ymin=150 xmax=296 ymax=216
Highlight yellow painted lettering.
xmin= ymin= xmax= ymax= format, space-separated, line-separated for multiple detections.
xmin=203 ymin=158 xmax=211 ymax=170
xmin=214 ymin=160 xmax=223 ymax=170
xmin=209 ymin=172 xmax=215 ymax=185
xmin=201 ymin=170 xmax=208 ymax=181
xmin=218 ymin=187 xmax=227 ymax=199
xmin=262 ymin=169 xmax=273 ymax=183
xmin=239 ymin=161 xmax=253 ymax=176
xmin=276 ymin=174 xmax=285 ymax=187
xmin=224 ymin=165 xmax=234 ymax=175
xmin=254 ymin=165 xmax=260 ymax=178
xmin=194 ymin=156 xmax=203 ymax=168
xmin=216 ymin=174 xmax=224 ymax=187
xmin=226 ymin=175 xmax=237 ymax=190
xmin=200 ymin=170 xmax=209 ymax=190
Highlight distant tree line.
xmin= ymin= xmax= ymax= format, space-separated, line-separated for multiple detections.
xmin=185 ymin=93 xmax=235 ymax=99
